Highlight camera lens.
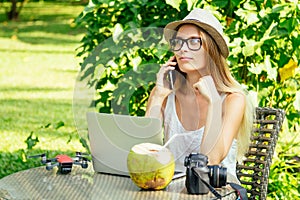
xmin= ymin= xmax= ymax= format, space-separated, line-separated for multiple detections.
xmin=218 ymin=167 xmax=227 ymax=186
xmin=208 ymin=165 xmax=227 ymax=188
xmin=184 ymin=156 xmax=189 ymax=167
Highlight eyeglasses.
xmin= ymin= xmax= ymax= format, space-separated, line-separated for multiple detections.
xmin=169 ymin=37 xmax=202 ymax=51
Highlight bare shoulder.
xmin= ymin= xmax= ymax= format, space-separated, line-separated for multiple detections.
xmin=224 ymin=92 xmax=246 ymax=110
xmin=226 ymin=92 xmax=245 ymax=101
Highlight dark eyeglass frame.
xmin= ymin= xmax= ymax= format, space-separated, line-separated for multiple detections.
xmin=169 ymin=37 xmax=202 ymax=51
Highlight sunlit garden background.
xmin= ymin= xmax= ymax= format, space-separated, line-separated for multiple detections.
xmin=0 ymin=0 xmax=86 ymax=178
xmin=0 ymin=0 xmax=299 ymax=199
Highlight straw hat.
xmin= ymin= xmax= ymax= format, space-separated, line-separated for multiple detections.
xmin=164 ymin=8 xmax=229 ymax=58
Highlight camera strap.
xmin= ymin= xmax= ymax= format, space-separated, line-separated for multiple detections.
xmin=228 ymin=182 xmax=248 ymax=200
xmin=192 ymin=168 xmax=248 ymax=199
xmin=192 ymin=167 xmax=222 ymax=199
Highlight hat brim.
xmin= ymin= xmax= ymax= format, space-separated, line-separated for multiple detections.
xmin=163 ymin=19 xmax=229 ymax=58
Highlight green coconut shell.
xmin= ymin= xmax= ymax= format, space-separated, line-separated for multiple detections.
xmin=127 ymin=143 xmax=175 ymax=190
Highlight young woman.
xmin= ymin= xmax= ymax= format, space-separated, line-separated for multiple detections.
xmin=145 ymin=8 xmax=254 ymax=183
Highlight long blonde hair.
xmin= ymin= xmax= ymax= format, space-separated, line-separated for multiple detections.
xmin=200 ymin=29 xmax=254 ymax=162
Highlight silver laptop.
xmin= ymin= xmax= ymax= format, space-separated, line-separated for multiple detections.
xmin=86 ymin=112 xmax=164 ymax=176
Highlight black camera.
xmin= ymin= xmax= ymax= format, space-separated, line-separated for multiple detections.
xmin=184 ymin=153 xmax=227 ymax=194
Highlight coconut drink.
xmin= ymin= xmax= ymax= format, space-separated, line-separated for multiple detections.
xmin=127 ymin=143 xmax=175 ymax=190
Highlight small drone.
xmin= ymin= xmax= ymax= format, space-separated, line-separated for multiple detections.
xmin=28 ymin=152 xmax=90 ymax=174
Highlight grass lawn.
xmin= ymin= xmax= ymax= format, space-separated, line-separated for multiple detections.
xmin=0 ymin=1 xmax=87 ymax=178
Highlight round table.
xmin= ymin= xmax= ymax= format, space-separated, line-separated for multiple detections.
xmin=0 ymin=165 xmax=237 ymax=199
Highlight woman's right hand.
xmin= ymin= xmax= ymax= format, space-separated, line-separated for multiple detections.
xmin=156 ymin=56 xmax=177 ymax=90
xmin=145 ymin=56 xmax=177 ymax=118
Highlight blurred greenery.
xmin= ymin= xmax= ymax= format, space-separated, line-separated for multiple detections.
xmin=75 ymin=0 xmax=299 ymax=199
xmin=0 ymin=0 xmax=88 ymax=20
xmin=0 ymin=1 xmax=87 ymax=178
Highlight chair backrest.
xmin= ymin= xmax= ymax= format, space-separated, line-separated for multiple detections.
xmin=236 ymin=107 xmax=285 ymax=200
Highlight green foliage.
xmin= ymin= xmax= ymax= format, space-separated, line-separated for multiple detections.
xmin=75 ymin=0 xmax=299 ymax=119
xmin=75 ymin=0 xmax=299 ymax=199
xmin=75 ymin=0 xmax=188 ymax=115
xmin=0 ymin=149 xmax=82 ymax=179
xmin=24 ymin=121 xmax=67 ymax=149
xmin=0 ymin=2 xmax=86 ymax=178
xmin=268 ymin=126 xmax=300 ymax=199
xmin=0 ymin=119 xmax=91 ymax=179
xmin=0 ymin=149 xmax=37 ymax=179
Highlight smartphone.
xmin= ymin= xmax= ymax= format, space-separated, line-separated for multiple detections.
xmin=167 ymin=57 xmax=177 ymax=90
xmin=168 ymin=70 xmax=175 ymax=90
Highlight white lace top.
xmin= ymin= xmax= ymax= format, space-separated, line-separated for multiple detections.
xmin=163 ymin=92 xmax=238 ymax=179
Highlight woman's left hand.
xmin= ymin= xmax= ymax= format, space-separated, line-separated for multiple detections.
xmin=193 ymin=76 xmax=221 ymax=103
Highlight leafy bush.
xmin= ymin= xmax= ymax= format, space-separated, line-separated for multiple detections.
xmin=267 ymin=125 xmax=300 ymax=199
xmin=75 ymin=0 xmax=299 ymax=199
xmin=0 ymin=149 xmax=84 ymax=179
xmin=75 ymin=0 xmax=299 ymax=119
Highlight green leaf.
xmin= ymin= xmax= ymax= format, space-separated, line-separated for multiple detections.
xmin=186 ymin=0 xmax=198 ymax=10
xmin=54 ymin=121 xmax=65 ymax=129
xmin=79 ymin=138 xmax=90 ymax=154
xmin=242 ymin=44 xmax=255 ymax=57
xmin=242 ymin=39 xmax=256 ymax=57
xmin=279 ymin=18 xmax=298 ymax=34
xmin=243 ymin=0 xmax=256 ymax=11
xmin=262 ymin=21 xmax=277 ymax=40
xmin=246 ymin=12 xmax=259 ymax=25
xmin=211 ymin=0 xmax=228 ymax=8
xmin=248 ymin=63 xmax=262 ymax=74
xmin=264 ymin=57 xmax=277 ymax=81
xmin=113 ymin=23 xmax=124 ymax=43
xmin=272 ymin=4 xmax=285 ymax=13
xmin=25 ymin=132 xmax=39 ymax=150
xmin=67 ymin=135 xmax=72 ymax=144
xmin=41 ymin=123 xmax=51 ymax=128
xmin=235 ymin=8 xmax=259 ymax=26
xmin=231 ymin=0 xmax=243 ymax=7
xmin=294 ymin=91 xmax=300 ymax=111
xmin=242 ymin=38 xmax=264 ymax=57
xmin=131 ymin=56 xmax=142 ymax=71
xmin=165 ymin=0 xmax=182 ymax=11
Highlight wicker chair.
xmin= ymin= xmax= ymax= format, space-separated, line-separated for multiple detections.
xmin=236 ymin=107 xmax=285 ymax=200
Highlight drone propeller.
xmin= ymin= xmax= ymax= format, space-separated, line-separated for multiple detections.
xmin=27 ymin=153 xmax=46 ymax=158
xmin=75 ymin=152 xmax=89 ymax=157
xmin=48 ymin=157 xmax=58 ymax=162
xmin=28 ymin=153 xmax=58 ymax=166
xmin=28 ymin=153 xmax=47 ymax=164
xmin=74 ymin=152 xmax=91 ymax=161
